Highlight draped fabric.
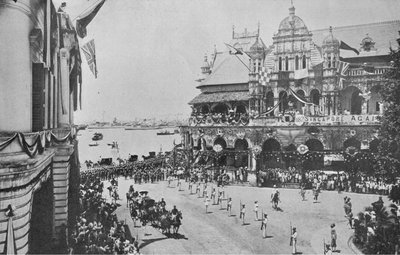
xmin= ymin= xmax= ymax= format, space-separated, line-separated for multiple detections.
xmin=0 ymin=134 xmax=18 ymax=151
xmin=260 ymin=99 xmax=281 ymax=116
xmin=0 ymin=130 xmax=73 ymax=158
xmin=289 ymin=88 xmax=315 ymax=105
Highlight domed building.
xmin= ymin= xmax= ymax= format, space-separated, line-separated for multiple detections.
xmin=181 ymin=3 xmax=400 ymax=187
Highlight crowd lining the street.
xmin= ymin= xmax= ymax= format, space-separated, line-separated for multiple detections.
xmin=69 ymin=173 xmax=140 ymax=254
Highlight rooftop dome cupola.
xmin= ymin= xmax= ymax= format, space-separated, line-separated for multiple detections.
xmin=201 ymin=54 xmax=211 ymax=75
xmin=249 ymin=36 xmax=266 ymax=60
xmin=277 ymin=2 xmax=309 ymax=34
xmin=288 ymin=4 xmax=295 ymax=25
xmin=322 ymin=26 xmax=339 ymax=69
xmin=322 ymin=26 xmax=340 ymax=52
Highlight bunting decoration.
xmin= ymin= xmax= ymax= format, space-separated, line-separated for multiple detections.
xmin=0 ymin=130 xmax=75 ymax=158
xmin=76 ymin=0 xmax=106 ymax=38
xmin=260 ymin=99 xmax=281 ymax=116
xmin=82 ymin=39 xmax=98 ymax=78
xmin=289 ymin=88 xmax=314 ymax=105
xmin=258 ymin=66 xmax=270 ymax=85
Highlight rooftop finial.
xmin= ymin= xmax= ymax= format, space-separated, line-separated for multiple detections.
xmin=289 ymin=0 xmax=295 ymax=16
xmin=257 ymin=21 xmax=260 ymax=36
xmin=232 ymin=25 xmax=235 ymax=39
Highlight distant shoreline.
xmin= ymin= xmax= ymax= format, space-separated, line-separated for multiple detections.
xmin=87 ymin=125 xmax=177 ymax=130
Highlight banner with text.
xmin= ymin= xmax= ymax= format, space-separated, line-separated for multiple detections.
xmin=295 ymin=115 xmax=381 ymax=125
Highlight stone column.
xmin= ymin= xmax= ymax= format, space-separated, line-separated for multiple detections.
xmin=0 ymin=3 xmax=35 ymax=132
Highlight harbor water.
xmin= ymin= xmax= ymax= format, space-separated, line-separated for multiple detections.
xmin=77 ymin=127 xmax=180 ymax=165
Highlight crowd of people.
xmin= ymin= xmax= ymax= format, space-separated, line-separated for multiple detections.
xmin=69 ymin=174 xmax=140 ymax=254
xmin=81 ymin=162 xmax=165 ymax=184
xmin=260 ymin=168 xmax=394 ymax=195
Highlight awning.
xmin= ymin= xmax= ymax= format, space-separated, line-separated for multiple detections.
xmin=189 ymin=91 xmax=249 ymax=105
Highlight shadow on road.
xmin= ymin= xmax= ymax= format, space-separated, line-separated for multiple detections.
xmin=165 ymin=233 xmax=189 ymax=240
xmin=139 ymin=236 xmax=169 ymax=249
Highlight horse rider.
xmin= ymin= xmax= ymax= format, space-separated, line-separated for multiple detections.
xmin=227 ymin=197 xmax=232 ymax=216
xmin=160 ymin=198 xmax=166 ymax=210
xmin=261 ymin=213 xmax=268 ymax=238
xmin=254 ymin=201 xmax=259 ymax=221
xmin=171 ymin=205 xmax=179 ymax=217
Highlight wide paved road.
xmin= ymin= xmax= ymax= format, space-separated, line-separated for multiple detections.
xmin=107 ymin=178 xmax=388 ymax=254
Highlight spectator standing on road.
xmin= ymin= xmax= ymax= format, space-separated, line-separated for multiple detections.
xmin=227 ymin=197 xmax=232 ymax=216
xmin=218 ymin=192 xmax=223 ymax=208
xmin=291 ymin=227 xmax=297 ymax=255
xmin=240 ymin=204 xmax=246 ymax=225
xmin=261 ymin=213 xmax=268 ymax=238
xmin=299 ymin=185 xmax=306 ymax=201
xmin=254 ymin=201 xmax=259 ymax=221
xmin=204 ymin=195 xmax=210 ymax=213
xmin=330 ymin=223 xmax=337 ymax=252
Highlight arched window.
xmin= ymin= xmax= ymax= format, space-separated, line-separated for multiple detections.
xmin=285 ymin=56 xmax=289 ymax=71
xmin=302 ymin=55 xmax=306 ymax=69
xmin=279 ymin=57 xmax=282 ymax=71
xmin=332 ymin=56 xmax=336 ymax=68
xmin=295 ymin=56 xmax=299 ymax=70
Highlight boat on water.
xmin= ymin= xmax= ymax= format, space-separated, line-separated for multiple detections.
xmin=89 ymin=142 xmax=99 ymax=147
xmin=157 ymin=130 xmax=175 ymax=136
xmin=92 ymin=132 xmax=103 ymax=141
xmin=125 ymin=126 xmax=162 ymax=130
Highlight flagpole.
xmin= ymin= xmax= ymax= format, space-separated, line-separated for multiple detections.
xmin=72 ymin=0 xmax=105 ymax=21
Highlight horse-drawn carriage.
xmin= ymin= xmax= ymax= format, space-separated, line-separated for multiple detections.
xmin=127 ymin=189 xmax=182 ymax=237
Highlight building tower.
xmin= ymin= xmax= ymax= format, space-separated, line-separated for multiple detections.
xmin=321 ymin=26 xmax=340 ymax=115
xmin=322 ymin=26 xmax=340 ymax=70
xmin=248 ymin=31 xmax=266 ymax=114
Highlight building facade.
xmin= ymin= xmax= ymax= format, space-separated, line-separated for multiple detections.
xmin=181 ymin=4 xmax=400 ymax=185
xmin=0 ymin=0 xmax=82 ymax=253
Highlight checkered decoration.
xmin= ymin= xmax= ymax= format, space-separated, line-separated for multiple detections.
xmin=258 ymin=67 xmax=270 ymax=86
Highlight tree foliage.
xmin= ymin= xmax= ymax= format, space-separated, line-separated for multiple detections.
xmin=376 ymin=40 xmax=400 ymax=179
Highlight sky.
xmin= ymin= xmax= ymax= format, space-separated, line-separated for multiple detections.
xmin=53 ymin=0 xmax=400 ymax=123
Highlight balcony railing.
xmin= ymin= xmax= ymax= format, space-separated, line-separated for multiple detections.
xmin=187 ymin=112 xmax=381 ymax=127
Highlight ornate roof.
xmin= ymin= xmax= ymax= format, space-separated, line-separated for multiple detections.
xmin=312 ymin=20 xmax=400 ymax=58
xmin=278 ymin=5 xmax=307 ymax=31
xmin=189 ymin=91 xmax=250 ymax=105
xmin=198 ymin=51 xmax=250 ymax=87
xmin=322 ymin=27 xmax=340 ymax=49
xmin=249 ymin=37 xmax=266 ymax=59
